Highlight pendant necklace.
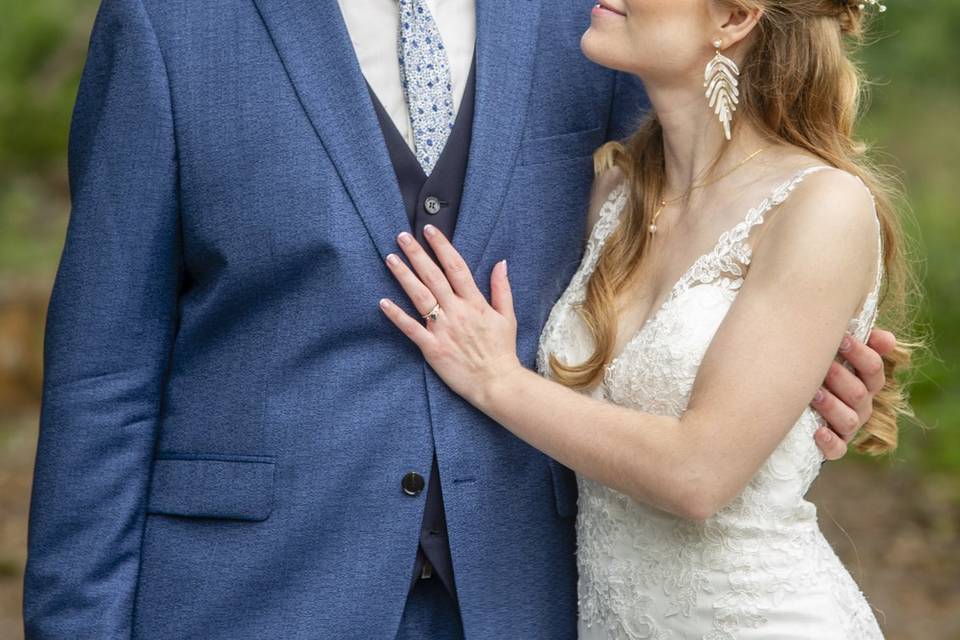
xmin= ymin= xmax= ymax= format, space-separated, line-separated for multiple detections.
xmin=649 ymin=147 xmax=769 ymax=235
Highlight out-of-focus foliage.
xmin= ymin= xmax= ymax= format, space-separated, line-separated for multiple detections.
xmin=854 ymin=3 xmax=960 ymax=473
xmin=0 ymin=0 xmax=97 ymax=274
xmin=0 ymin=0 xmax=957 ymax=471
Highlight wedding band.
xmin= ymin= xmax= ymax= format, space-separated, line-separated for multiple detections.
xmin=422 ymin=303 xmax=442 ymax=322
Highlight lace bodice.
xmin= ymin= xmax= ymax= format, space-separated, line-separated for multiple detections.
xmin=536 ymin=166 xmax=885 ymax=639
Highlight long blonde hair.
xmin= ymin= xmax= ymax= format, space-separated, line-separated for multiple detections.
xmin=550 ymin=0 xmax=917 ymax=455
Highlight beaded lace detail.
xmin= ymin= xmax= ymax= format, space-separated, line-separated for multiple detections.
xmin=536 ymin=166 xmax=885 ymax=640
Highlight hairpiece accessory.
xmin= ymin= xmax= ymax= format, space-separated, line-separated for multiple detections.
xmin=838 ymin=0 xmax=887 ymax=12
xmin=704 ymin=39 xmax=740 ymax=142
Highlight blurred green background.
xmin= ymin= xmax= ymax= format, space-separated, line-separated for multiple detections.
xmin=1 ymin=1 xmax=957 ymax=638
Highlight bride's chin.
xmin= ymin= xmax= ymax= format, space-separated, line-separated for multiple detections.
xmin=580 ymin=29 xmax=630 ymax=74
xmin=580 ymin=28 xmax=610 ymax=67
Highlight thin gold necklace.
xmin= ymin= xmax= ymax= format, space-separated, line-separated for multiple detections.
xmin=648 ymin=146 xmax=769 ymax=235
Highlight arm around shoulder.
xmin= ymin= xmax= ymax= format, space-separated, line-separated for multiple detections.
xmin=23 ymin=0 xmax=180 ymax=636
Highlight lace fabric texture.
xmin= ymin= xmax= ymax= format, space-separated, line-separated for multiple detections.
xmin=536 ymin=166 xmax=885 ymax=639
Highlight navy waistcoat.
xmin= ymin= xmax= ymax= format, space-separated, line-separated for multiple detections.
xmin=367 ymin=54 xmax=478 ymax=603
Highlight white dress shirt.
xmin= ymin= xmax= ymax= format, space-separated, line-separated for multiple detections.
xmin=336 ymin=0 xmax=477 ymax=153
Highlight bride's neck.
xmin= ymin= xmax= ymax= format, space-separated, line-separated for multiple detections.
xmin=645 ymin=82 xmax=768 ymax=197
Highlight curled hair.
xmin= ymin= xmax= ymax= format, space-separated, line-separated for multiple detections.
xmin=550 ymin=0 xmax=919 ymax=456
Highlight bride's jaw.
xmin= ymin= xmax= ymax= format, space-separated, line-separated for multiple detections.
xmin=581 ymin=1 xmax=706 ymax=82
xmin=580 ymin=0 xmax=769 ymax=189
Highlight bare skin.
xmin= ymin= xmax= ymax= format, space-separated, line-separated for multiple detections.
xmin=377 ymin=0 xmax=899 ymax=520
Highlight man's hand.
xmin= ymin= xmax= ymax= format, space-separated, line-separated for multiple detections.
xmin=812 ymin=328 xmax=897 ymax=460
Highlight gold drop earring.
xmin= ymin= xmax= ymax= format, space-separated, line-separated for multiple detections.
xmin=704 ymin=38 xmax=740 ymax=141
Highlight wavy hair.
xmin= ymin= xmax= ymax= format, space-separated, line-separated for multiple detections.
xmin=550 ymin=0 xmax=919 ymax=455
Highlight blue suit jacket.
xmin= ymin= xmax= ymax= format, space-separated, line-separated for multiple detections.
xmin=22 ymin=0 xmax=648 ymax=637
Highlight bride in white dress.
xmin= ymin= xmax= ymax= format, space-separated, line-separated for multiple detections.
xmin=541 ymin=163 xmax=887 ymax=639
xmin=376 ymin=0 xmax=914 ymax=638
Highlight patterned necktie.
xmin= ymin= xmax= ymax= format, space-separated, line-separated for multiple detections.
xmin=397 ymin=0 xmax=456 ymax=175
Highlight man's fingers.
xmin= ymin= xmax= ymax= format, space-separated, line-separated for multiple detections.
xmin=867 ymin=328 xmax=897 ymax=357
xmin=423 ymin=224 xmax=484 ymax=302
xmin=815 ymin=426 xmax=848 ymax=461
xmin=397 ymin=231 xmax=456 ymax=305
xmin=490 ymin=260 xmax=514 ymax=321
xmin=823 ymin=360 xmax=871 ymax=426
xmin=838 ymin=333 xmax=885 ymax=395
xmin=811 ymin=386 xmax=860 ymax=443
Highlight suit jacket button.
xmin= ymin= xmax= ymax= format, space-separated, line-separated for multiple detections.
xmin=424 ymin=196 xmax=442 ymax=215
xmin=402 ymin=472 xmax=425 ymax=496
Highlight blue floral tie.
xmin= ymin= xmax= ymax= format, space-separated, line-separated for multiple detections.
xmin=397 ymin=0 xmax=456 ymax=175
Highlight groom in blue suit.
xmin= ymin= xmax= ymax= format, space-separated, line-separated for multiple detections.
xmin=23 ymin=0 xmax=886 ymax=638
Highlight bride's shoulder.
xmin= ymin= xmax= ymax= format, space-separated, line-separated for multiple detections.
xmin=585 ymin=166 xmax=627 ymax=238
xmin=753 ymin=163 xmax=881 ymax=287
xmin=772 ymin=164 xmax=879 ymax=241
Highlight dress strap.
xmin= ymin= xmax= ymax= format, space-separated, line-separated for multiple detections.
xmin=669 ymin=165 xmax=834 ymax=296
xmin=733 ymin=164 xmax=835 ymax=241
xmin=566 ymin=180 xmax=629 ymax=303
xmin=848 ymin=173 xmax=886 ymax=340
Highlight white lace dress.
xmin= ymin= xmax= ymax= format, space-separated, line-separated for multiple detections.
xmin=536 ymin=166 xmax=886 ymax=639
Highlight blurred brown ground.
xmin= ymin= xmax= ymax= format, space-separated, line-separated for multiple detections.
xmin=1 ymin=285 xmax=958 ymax=640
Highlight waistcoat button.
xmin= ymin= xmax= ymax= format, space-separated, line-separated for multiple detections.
xmin=424 ymin=196 xmax=442 ymax=215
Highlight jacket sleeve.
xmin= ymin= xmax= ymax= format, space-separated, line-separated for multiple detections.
xmin=22 ymin=0 xmax=180 ymax=637
xmin=605 ymin=70 xmax=650 ymax=143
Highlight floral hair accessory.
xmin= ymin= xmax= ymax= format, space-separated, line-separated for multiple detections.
xmin=849 ymin=0 xmax=887 ymax=12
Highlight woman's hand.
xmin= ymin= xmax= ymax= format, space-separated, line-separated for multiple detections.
xmin=378 ymin=224 xmax=523 ymax=407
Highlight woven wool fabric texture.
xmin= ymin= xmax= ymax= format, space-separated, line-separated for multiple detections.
xmin=21 ymin=0 xmax=650 ymax=638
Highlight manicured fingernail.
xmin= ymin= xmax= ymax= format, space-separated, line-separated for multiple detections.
xmin=839 ymin=335 xmax=853 ymax=352
xmin=816 ymin=428 xmax=832 ymax=443
xmin=386 ymin=254 xmax=400 ymax=266
xmin=501 ymin=259 xmax=508 ymax=275
xmin=423 ymin=224 xmax=437 ymax=237
xmin=398 ymin=232 xmax=413 ymax=246
xmin=814 ymin=388 xmax=825 ymax=403
xmin=379 ymin=299 xmax=391 ymax=309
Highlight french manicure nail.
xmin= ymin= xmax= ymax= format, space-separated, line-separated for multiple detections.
xmin=424 ymin=224 xmax=436 ymax=237
xmin=379 ymin=299 xmax=390 ymax=309
xmin=386 ymin=254 xmax=399 ymax=266
xmin=839 ymin=335 xmax=852 ymax=352
xmin=398 ymin=232 xmax=413 ymax=245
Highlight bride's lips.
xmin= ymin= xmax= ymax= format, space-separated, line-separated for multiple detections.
xmin=592 ymin=0 xmax=627 ymax=18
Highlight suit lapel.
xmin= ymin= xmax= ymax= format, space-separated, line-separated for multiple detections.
xmin=252 ymin=0 xmax=409 ymax=262
xmin=454 ymin=0 xmax=543 ymax=271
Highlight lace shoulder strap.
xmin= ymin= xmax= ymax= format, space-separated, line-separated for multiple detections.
xmin=565 ymin=180 xmax=629 ymax=302
xmin=750 ymin=165 xmax=885 ymax=340
xmin=670 ymin=165 xmax=833 ymax=295
xmin=849 ymin=174 xmax=885 ymax=341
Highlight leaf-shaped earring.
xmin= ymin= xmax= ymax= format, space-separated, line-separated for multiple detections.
xmin=704 ymin=39 xmax=740 ymax=141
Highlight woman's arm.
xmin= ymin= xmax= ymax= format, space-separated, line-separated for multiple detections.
xmin=584 ymin=167 xmax=891 ymax=460
xmin=379 ymin=169 xmax=879 ymax=521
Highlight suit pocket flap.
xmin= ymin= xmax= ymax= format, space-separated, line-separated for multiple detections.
xmin=146 ymin=454 xmax=276 ymax=522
